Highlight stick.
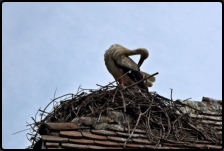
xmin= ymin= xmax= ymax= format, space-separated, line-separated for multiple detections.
xmin=124 ymin=105 xmax=151 ymax=148
xmin=119 ymin=91 xmax=126 ymax=112
xmin=155 ymin=139 xmax=160 ymax=149
xmin=97 ymin=70 xmax=132 ymax=90
xmin=183 ymin=98 xmax=192 ymax=102
xmin=112 ymin=89 xmax=118 ymax=102
xmin=53 ymin=87 xmax=57 ymax=115
xmin=124 ymin=72 xmax=159 ymax=90
xmin=38 ymin=109 xmax=50 ymax=114
xmin=12 ymin=128 xmax=30 ymax=135
xmin=41 ymin=93 xmax=74 ymax=121
xmin=170 ymin=88 xmax=173 ymax=101
xmin=34 ymin=107 xmax=41 ymax=124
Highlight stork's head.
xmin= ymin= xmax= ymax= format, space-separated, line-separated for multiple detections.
xmin=137 ymin=48 xmax=149 ymax=68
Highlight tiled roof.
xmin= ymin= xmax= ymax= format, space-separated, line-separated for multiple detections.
xmin=35 ymin=122 xmax=222 ymax=149
xmin=33 ymin=97 xmax=222 ymax=149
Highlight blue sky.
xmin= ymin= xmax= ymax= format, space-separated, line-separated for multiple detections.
xmin=2 ymin=2 xmax=222 ymax=149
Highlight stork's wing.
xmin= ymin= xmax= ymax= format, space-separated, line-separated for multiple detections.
xmin=116 ymin=56 xmax=139 ymax=71
xmin=113 ymin=56 xmax=147 ymax=91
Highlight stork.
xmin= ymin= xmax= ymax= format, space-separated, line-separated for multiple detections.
xmin=104 ymin=44 xmax=155 ymax=90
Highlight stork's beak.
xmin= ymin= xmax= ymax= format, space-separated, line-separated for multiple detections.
xmin=137 ymin=57 xmax=144 ymax=68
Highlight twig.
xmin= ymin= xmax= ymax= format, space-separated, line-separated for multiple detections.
xmin=173 ymin=113 xmax=188 ymax=125
xmin=12 ymin=128 xmax=30 ymax=135
xmin=89 ymin=105 xmax=94 ymax=113
xmin=112 ymin=88 xmax=118 ymax=102
xmin=38 ymin=109 xmax=50 ymax=114
xmin=31 ymin=117 xmax=39 ymax=127
xmin=35 ymin=107 xmax=41 ymax=124
xmin=53 ymin=87 xmax=57 ymax=115
xmin=41 ymin=93 xmax=74 ymax=121
xmin=124 ymin=72 xmax=159 ymax=90
xmin=95 ymin=70 xmax=132 ymax=91
xmin=119 ymin=90 xmax=126 ymax=112
xmin=155 ymin=139 xmax=160 ymax=149
xmin=124 ymin=105 xmax=150 ymax=148
xmin=170 ymin=88 xmax=173 ymax=101
xmin=76 ymin=84 xmax=82 ymax=95
xmin=97 ymin=111 xmax=103 ymax=122
xmin=183 ymin=98 xmax=192 ymax=102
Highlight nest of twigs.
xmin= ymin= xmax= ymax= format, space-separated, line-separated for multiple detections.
xmin=25 ymin=81 xmax=222 ymax=149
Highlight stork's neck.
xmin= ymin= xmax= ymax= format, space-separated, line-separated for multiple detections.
xmin=128 ymin=48 xmax=149 ymax=59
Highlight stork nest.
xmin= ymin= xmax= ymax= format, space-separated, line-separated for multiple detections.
xmin=25 ymin=83 xmax=222 ymax=149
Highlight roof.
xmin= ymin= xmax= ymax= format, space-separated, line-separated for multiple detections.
xmin=35 ymin=122 xmax=222 ymax=149
xmin=33 ymin=96 xmax=222 ymax=149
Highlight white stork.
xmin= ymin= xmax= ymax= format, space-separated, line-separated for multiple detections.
xmin=104 ymin=44 xmax=155 ymax=90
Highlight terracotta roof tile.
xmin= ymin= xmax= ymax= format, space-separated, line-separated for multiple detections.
xmin=45 ymin=142 xmax=60 ymax=147
xmin=116 ymin=131 xmax=138 ymax=138
xmin=206 ymin=144 xmax=222 ymax=149
xmin=88 ymin=145 xmax=123 ymax=149
xmin=125 ymin=143 xmax=145 ymax=148
xmin=94 ymin=140 xmax=121 ymax=147
xmin=42 ymin=135 xmax=68 ymax=142
xmin=168 ymin=146 xmax=183 ymax=149
xmin=156 ymin=146 xmax=172 ymax=149
xmin=115 ymin=131 xmax=148 ymax=138
xmin=163 ymin=142 xmax=211 ymax=149
xmin=69 ymin=138 xmax=94 ymax=144
xmin=39 ymin=123 xmax=79 ymax=135
xmin=132 ymin=138 xmax=154 ymax=144
xmin=44 ymin=123 xmax=78 ymax=131
xmin=138 ymin=134 xmax=148 ymax=138
xmin=107 ymin=136 xmax=132 ymax=142
xmin=60 ymin=131 xmax=82 ymax=138
xmin=82 ymin=132 xmax=107 ymax=140
xmin=49 ymin=132 xmax=60 ymax=136
xmin=61 ymin=143 xmax=89 ymax=149
xmin=145 ymin=144 xmax=184 ymax=149
xmin=47 ymin=146 xmax=65 ymax=149
xmin=106 ymin=124 xmax=127 ymax=132
xmin=144 ymin=144 xmax=158 ymax=149
xmin=133 ymin=129 xmax=146 ymax=134
xmin=91 ymin=129 xmax=117 ymax=136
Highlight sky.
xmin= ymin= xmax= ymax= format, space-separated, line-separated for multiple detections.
xmin=2 ymin=2 xmax=222 ymax=149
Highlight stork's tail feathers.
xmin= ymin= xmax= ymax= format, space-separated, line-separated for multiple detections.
xmin=140 ymin=71 xmax=156 ymax=87
xmin=148 ymin=76 xmax=156 ymax=82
